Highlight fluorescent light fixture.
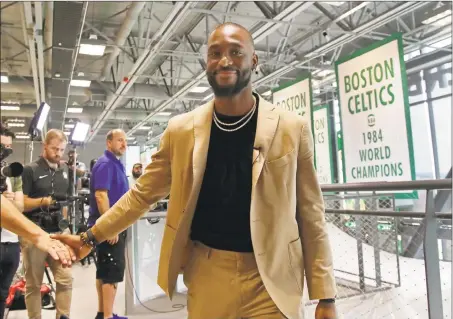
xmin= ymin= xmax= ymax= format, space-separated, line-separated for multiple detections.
xmin=323 ymin=2 xmax=344 ymax=6
xmin=1 ymin=105 xmax=20 ymax=111
xmin=190 ymin=86 xmax=209 ymax=93
xmin=67 ymin=107 xmax=83 ymax=113
xmin=7 ymin=123 xmax=25 ymax=127
xmin=64 ymin=131 xmax=71 ymax=136
xmin=36 ymin=102 xmax=50 ymax=131
xmin=79 ymin=44 xmax=106 ymax=56
xmin=262 ymin=90 xmax=272 ymax=96
xmin=139 ymin=126 xmax=151 ymax=130
xmin=157 ymin=112 xmax=171 ymax=116
xmin=203 ymin=93 xmax=213 ymax=101
xmin=65 ymin=124 xmax=75 ymax=129
xmin=126 ymin=137 xmax=136 ymax=141
xmin=0 ymin=75 xmax=9 ymax=83
xmin=16 ymin=135 xmax=30 ymax=139
xmin=315 ymin=69 xmax=334 ymax=77
xmin=70 ymin=122 xmax=90 ymax=143
xmin=70 ymin=79 xmax=91 ymax=87
xmin=422 ymin=9 xmax=451 ymax=27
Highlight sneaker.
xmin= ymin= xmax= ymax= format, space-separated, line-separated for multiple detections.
xmin=60 ymin=316 xmax=70 ymax=319
xmin=95 ymin=312 xmax=104 ymax=319
xmin=107 ymin=315 xmax=128 ymax=319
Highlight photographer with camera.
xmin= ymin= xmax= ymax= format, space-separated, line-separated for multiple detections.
xmin=21 ymin=129 xmax=73 ymax=319
xmin=0 ymin=123 xmax=24 ymax=318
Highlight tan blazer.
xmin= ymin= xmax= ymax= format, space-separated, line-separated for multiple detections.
xmin=92 ymin=95 xmax=336 ymax=318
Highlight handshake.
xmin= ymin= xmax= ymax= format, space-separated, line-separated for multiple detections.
xmin=37 ymin=234 xmax=94 ymax=268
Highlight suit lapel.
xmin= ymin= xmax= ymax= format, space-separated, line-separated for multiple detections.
xmin=252 ymin=97 xmax=279 ymax=187
xmin=192 ymin=101 xmax=214 ymax=194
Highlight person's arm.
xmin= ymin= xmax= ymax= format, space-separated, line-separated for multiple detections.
xmin=296 ymin=121 xmax=337 ymax=300
xmin=22 ymin=166 xmax=52 ymax=212
xmin=1 ymin=194 xmax=75 ymax=266
xmin=52 ymin=124 xmax=172 ymax=256
xmin=12 ymin=176 xmax=24 ymax=212
xmin=95 ymin=190 xmax=110 ymax=215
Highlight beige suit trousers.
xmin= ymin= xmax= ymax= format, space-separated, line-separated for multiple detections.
xmin=20 ymin=238 xmax=73 ymax=319
xmin=183 ymin=241 xmax=286 ymax=319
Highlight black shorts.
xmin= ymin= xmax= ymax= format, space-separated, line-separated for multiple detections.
xmin=95 ymin=232 xmax=127 ymax=284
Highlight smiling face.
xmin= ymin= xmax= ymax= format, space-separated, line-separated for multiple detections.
xmin=206 ymin=23 xmax=258 ymax=97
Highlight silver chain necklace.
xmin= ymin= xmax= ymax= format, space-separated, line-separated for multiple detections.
xmin=213 ymin=97 xmax=257 ymax=132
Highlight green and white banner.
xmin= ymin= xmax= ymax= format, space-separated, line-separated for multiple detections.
xmin=313 ymin=105 xmax=334 ymax=184
xmin=272 ymin=75 xmax=313 ymax=130
xmin=335 ymin=33 xmax=415 ymax=185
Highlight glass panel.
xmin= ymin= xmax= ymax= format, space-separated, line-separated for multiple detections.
xmin=410 ymin=103 xmax=435 ymax=180
xmin=432 ymin=95 xmax=452 ymax=177
xmin=425 ymin=62 xmax=452 ymax=99
xmin=408 ymin=70 xmax=428 ymax=104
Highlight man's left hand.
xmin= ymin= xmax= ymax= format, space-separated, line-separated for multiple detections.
xmin=315 ymin=301 xmax=337 ymax=319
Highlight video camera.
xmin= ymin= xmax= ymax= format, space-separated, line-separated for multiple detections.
xmin=27 ymin=195 xmax=82 ymax=233
xmin=0 ymin=143 xmax=23 ymax=193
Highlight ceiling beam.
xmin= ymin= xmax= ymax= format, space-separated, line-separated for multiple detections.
xmin=87 ymin=2 xmax=195 ymax=142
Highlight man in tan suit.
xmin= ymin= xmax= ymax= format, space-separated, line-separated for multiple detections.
xmin=54 ymin=23 xmax=337 ymax=319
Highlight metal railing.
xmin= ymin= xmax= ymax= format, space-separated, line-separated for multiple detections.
xmin=320 ymin=179 xmax=452 ymax=319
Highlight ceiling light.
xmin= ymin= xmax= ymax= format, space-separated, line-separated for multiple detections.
xmin=190 ymin=86 xmax=209 ymax=93
xmin=262 ymin=90 xmax=272 ymax=96
xmin=70 ymin=79 xmax=91 ymax=87
xmin=139 ymin=126 xmax=151 ymax=130
xmin=203 ymin=93 xmax=213 ymax=101
xmin=16 ymin=135 xmax=30 ymax=139
xmin=67 ymin=107 xmax=83 ymax=113
xmin=7 ymin=123 xmax=25 ymax=127
xmin=323 ymin=2 xmax=344 ymax=6
xmin=422 ymin=9 xmax=451 ymax=27
xmin=65 ymin=124 xmax=75 ymax=129
xmin=315 ymin=69 xmax=334 ymax=77
xmin=157 ymin=112 xmax=171 ymax=116
xmin=64 ymin=131 xmax=71 ymax=136
xmin=126 ymin=137 xmax=136 ymax=141
xmin=79 ymin=44 xmax=106 ymax=56
xmin=1 ymin=105 xmax=20 ymax=111
xmin=1 ymin=75 xmax=9 ymax=83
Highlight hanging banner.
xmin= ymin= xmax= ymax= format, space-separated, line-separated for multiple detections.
xmin=335 ymin=33 xmax=416 ymax=191
xmin=272 ymin=75 xmax=313 ymax=130
xmin=313 ymin=105 xmax=334 ymax=184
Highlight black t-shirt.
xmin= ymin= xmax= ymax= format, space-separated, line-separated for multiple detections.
xmin=190 ymin=94 xmax=259 ymax=252
xmin=22 ymin=157 xmax=70 ymax=202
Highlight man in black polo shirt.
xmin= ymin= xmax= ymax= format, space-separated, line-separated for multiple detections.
xmin=21 ymin=129 xmax=73 ymax=319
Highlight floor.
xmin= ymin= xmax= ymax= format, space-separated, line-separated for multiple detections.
xmin=5 ymin=262 xmax=187 ymax=319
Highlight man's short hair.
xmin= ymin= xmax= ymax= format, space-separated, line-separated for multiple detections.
xmin=44 ymin=129 xmax=67 ymax=144
xmin=133 ymin=163 xmax=142 ymax=169
xmin=0 ymin=122 xmax=16 ymax=139
xmin=211 ymin=22 xmax=255 ymax=48
xmin=106 ymin=129 xmax=125 ymax=141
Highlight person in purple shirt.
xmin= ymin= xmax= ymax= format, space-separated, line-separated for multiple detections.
xmin=88 ymin=129 xmax=128 ymax=319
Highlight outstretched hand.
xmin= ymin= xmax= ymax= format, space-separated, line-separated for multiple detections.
xmin=50 ymin=234 xmax=92 ymax=260
xmin=35 ymin=234 xmax=76 ymax=267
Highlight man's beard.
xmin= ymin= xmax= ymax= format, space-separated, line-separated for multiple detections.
xmin=132 ymin=172 xmax=142 ymax=178
xmin=207 ymin=67 xmax=252 ymax=97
